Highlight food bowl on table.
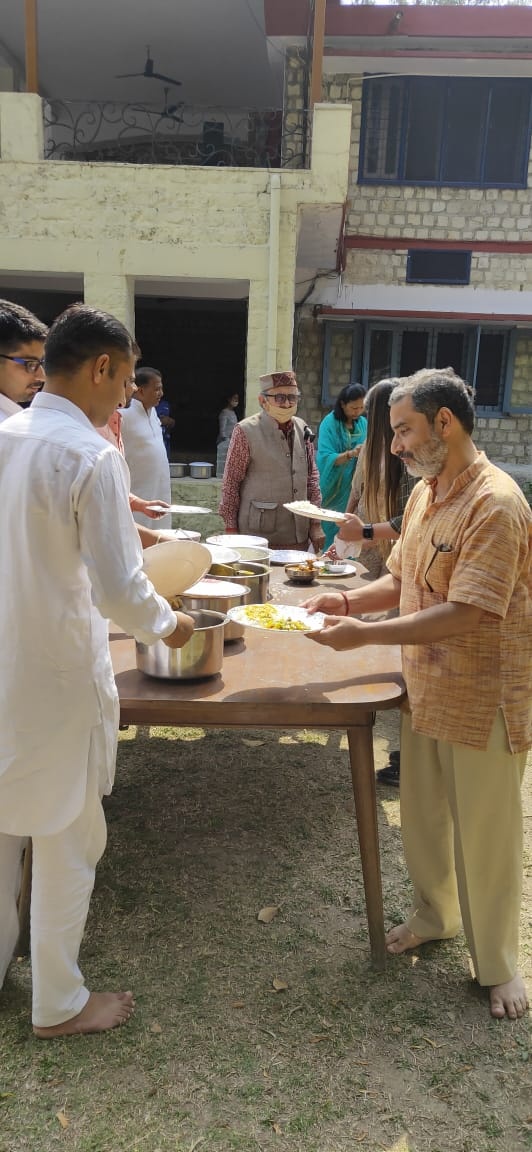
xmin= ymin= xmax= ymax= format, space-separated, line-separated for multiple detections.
xmin=208 ymin=561 xmax=270 ymax=604
xmin=136 ymin=609 xmax=226 ymax=679
xmin=180 ymin=578 xmax=250 ymax=642
xmin=321 ymin=561 xmax=350 ymax=576
xmin=232 ymin=545 xmax=270 ymax=565
xmin=205 ymin=544 xmax=241 ymax=571
xmin=284 ymin=562 xmax=318 ymax=585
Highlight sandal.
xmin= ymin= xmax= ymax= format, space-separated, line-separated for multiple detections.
xmin=376 ymin=751 xmax=400 ymax=787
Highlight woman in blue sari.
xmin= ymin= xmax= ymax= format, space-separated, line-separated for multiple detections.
xmin=316 ymin=383 xmax=367 ymax=549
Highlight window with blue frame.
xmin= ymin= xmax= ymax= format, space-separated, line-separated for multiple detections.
xmin=359 ymin=76 xmax=532 ymax=188
xmin=321 ymin=321 xmax=531 ymax=415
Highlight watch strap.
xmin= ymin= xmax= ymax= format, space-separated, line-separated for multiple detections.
xmin=362 ymin=523 xmax=374 ymax=540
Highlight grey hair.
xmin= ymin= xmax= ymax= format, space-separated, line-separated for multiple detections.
xmin=389 ymin=367 xmax=475 ymax=435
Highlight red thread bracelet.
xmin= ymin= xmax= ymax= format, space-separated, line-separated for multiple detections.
xmin=340 ymin=591 xmax=350 ymax=616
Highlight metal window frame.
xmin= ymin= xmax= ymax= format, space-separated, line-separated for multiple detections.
xmin=358 ymin=76 xmax=532 ymax=190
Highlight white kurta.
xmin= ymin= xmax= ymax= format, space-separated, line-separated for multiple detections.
xmin=120 ymin=399 xmax=172 ymax=528
xmin=0 ymin=394 xmax=177 ymax=837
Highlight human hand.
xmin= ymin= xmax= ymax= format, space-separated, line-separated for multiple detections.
xmin=130 ymin=495 xmax=170 ymax=519
xmin=337 ymin=513 xmax=364 ymax=543
xmin=309 ymin=526 xmax=326 ymax=552
xmin=306 ymin=615 xmax=369 ymax=650
xmin=301 ymin=590 xmax=347 ymax=615
xmin=162 ymin=611 xmax=195 ymax=648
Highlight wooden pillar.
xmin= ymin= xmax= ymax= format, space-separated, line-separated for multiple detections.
xmin=310 ymin=0 xmax=326 ymax=109
xmin=25 ymin=0 xmax=39 ymax=94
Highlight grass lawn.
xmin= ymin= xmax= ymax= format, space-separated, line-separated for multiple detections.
xmin=1 ymin=715 xmax=530 ymax=1152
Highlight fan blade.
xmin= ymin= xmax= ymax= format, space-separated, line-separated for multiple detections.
xmin=115 ymin=72 xmax=145 ymax=78
xmin=151 ymin=71 xmax=182 ymax=86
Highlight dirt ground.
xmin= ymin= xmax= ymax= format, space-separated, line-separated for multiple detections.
xmin=0 ymin=713 xmax=530 ymax=1152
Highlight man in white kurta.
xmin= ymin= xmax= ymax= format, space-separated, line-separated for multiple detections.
xmin=0 ymin=298 xmax=47 ymax=425
xmin=121 ymin=367 xmax=172 ymax=529
xmin=0 ymin=304 xmax=193 ymax=1037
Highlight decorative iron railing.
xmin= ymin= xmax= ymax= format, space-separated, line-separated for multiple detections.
xmin=42 ymin=100 xmax=310 ymax=169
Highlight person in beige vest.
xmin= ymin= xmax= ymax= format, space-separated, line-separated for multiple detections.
xmin=219 ymin=370 xmax=325 ymax=551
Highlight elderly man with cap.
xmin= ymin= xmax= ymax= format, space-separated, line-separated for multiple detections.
xmin=219 ymin=370 xmax=324 ymax=551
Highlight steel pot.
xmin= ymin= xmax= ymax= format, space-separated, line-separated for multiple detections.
xmin=208 ymin=561 xmax=270 ymax=605
xmin=205 ymin=544 xmax=240 ymax=571
xmin=189 ymin=461 xmax=214 ymax=479
xmin=207 ymin=533 xmax=268 ymax=550
xmin=180 ymin=579 xmax=250 ymax=642
xmin=136 ymin=609 xmax=225 ymax=679
xmin=232 ymin=545 xmax=270 ymax=565
xmin=169 ymin=462 xmax=188 ymax=478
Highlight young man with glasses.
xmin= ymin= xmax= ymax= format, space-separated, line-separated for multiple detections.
xmin=0 ymin=299 xmax=47 ymax=423
xmin=305 ymin=367 xmax=531 ymax=1020
xmin=219 ymin=369 xmax=325 ymax=551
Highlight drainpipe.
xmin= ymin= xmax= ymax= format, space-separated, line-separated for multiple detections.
xmin=266 ymin=172 xmax=281 ymax=372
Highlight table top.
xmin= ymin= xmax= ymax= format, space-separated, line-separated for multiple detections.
xmin=111 ymin=562 xmax=406 ymax=727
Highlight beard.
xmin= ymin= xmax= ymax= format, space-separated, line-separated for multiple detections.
xmin=401 ymin=428 xmax=448 ymax=479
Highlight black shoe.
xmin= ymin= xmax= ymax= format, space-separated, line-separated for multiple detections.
xmin=376 ymin=754 xmax=400 ymax=787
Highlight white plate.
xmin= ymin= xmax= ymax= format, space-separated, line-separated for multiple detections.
xmin=146 ymin=503 xmax=210 ymax=515
xmin=207 ymin=533 xmax=268 ymax=549
xmin=283 ymin=501 xmax=348 ymax=524
xmin=319 ymin=563 xmax=357 ymax=578
xmin=227 ymin=604 xmax=325 ymax=634
xmin=142 ymin=540 xmax=212 ymax=599
xmin=269 ymin=549 xmax=322 ymax=566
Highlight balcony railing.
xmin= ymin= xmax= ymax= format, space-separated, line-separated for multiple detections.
xmin=43 ymin=100 xmax=310 ymax=169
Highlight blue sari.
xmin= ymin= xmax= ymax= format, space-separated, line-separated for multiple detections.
xmin=316 ymin=410 xmax=367 ymax=549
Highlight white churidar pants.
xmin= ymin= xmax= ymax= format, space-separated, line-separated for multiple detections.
xmin=0 ymin=759 xmax=107 ymax=1027
xmin=400 ymin=708 xmax=527 ymax=986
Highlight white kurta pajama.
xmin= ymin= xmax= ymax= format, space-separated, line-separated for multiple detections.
xmin=0 ymin=394 xmax=177 ymax=1026
xmin=120 ymin=399 xmax=172 ymax=529
xmin=0 ymin=392 xmax=21 ymax=424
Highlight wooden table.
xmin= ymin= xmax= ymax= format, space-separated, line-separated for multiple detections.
xmin=111 ymin=563 xmax=406 ymax=969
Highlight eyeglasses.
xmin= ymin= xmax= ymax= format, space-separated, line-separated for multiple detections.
xmin=0 ymin=353 xmax=45 ymax=375
xmin=262 ymin=392 xmax=301 ymax=404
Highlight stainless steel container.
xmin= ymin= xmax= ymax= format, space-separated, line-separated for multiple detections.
xmin=208 ymin=561 xmax=270 ymax=605
xmin=207 ymin=533 xmax=268 ymax=550
xmin=180 ymin=579 xmax=250 ymax=642
xmin=136 ymin=609 xmax=225 ymax=679
xmin=205 ymin=544 xmax=240 ymax=571
xmin=169 ymin=462 xmax=188 ymax=478
xmin=189 ymin=461 xmax=214 ymax=479
xmin=232 ymin=545 xmax=270 ymax=565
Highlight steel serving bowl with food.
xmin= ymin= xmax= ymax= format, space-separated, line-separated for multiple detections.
xmin=231 ymin=545 xmax=270 ymax=565
xmin=284 ymin=557 xmax=321 ymax=585
xmin=180 ymin=578 xmax=250 ymax=642
xmin=208 ymin=561 xmax=270 ymax=604
xmin=136 ymin=609 xmax=226 ymax=679
xmin=205 ymin=544 xmax=241 ymax=571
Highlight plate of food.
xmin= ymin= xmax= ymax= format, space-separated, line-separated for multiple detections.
xmin=269 ymin=549 xmax=323 ymax=566
xmin=285 ymin=558 xmax=322 ymax=584
xmin=319 ymin=561 xmax=357 ymax=578
xmin=227 ymin=603 xmax=325 ymax=633
xmin=283 ymin=500 xmax=348 ymax=524
xmin=145 ymin=503 xmax=211 ymax=515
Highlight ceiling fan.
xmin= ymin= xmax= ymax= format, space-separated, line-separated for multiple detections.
xmin=116 ymin=46 xmax=182 ymax=87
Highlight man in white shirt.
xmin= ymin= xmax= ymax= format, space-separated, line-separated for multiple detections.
xmin=0 ymin=299 xmax=47 ymax=423
xmin=0 ymin=304 xmax=194 ymax=1038
xmin=121 ymin=367 xmax=172 ymax=529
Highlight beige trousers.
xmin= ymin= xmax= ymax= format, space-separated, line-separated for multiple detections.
xmin=400 ymin=709 xmax=527 ymax=986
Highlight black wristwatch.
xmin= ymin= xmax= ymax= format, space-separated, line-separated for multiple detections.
xmin=362 ymin=523 xmax=374 ymax=540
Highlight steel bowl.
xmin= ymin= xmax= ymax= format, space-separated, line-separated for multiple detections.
xmin=285 ymin=563 xmax=316 ymax=585
xmin=136 ymin=609 xmax=225 ymax=679
xmin=169 ymin=462 xmax=188 ymax=478
xmin=180 ymin=579 xmax=250 ymax=642
xmin=189 ymin=461 xmax=214 ymax=479
xmin=208 ymin=561 xmax=270 ymax=604
xmin=232 ymin=545 xmax=270 ymax=565
xmin=205 ymin=544 xmax=240 ymax=571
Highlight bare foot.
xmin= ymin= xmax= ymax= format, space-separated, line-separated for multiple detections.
xmin=33 ymin=991 xmax=135 ymax=1038
xmin=386 ymin=923 xmax=429 ymax=955
xmin=489 ymin=975 xmax=529 ymax=1021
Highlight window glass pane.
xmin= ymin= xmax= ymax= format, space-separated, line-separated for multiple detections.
xmin=328 ymin=327 xmax=355 ymax=398
xmin=484 ymin=83 xmax=530 ymax=185
xmin=399 ymin=330 xmax=430 ymax=376
xmin=362 ymin=79 xmax=404 ymax=179
xmin=435 ymin=332 xmax=465 ymax=375
xmin=443 ymin=80 xmax=486 ymax=184
xmin=367 ymin=329 xmax=393 ymax=386
xmin=475 ymin=333 xmax=505 ymax=408
xmin=405 ymin=80 xmax=444 ymax=181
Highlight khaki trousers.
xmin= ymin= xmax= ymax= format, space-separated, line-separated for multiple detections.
xmin=400 ymin=709 xmax=527 ymax=986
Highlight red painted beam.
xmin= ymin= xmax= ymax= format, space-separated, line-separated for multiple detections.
xmin=264 ymin=0 xmax=532 ymax=40
xmin=343 ymin=236 xmax=532 ymax=255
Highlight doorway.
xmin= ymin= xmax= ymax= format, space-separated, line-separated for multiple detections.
xmin=134 ymin=297 xmax=248 ymax=462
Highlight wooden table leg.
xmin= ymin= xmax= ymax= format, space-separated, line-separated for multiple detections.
xmin=16 ymin=839 xmax=32 ymax=957
xmin=347 ymin=717 xmax=386 ymax=970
